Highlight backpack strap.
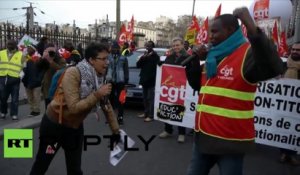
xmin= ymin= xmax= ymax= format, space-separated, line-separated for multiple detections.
xmin=53 ymin=70 xmax=67 ymax=124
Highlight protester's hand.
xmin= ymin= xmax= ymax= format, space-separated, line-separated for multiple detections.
xmin=157 ymin=61 xmax=164 ymax=66
xmin=192 ymin=44 xmax=209 ymax=61
xmin=233 ymin=7 xmax=257 ymax=35
xmin=95 ymin=84 xmax=112 ymax=99
xmin=111 ymin=133 xmax=121 ymax=145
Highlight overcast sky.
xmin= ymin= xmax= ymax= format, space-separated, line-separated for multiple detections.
xmin=0 ymin=0 xmax=253 ymax=28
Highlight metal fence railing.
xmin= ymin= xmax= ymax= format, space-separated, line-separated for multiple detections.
xmin=0 ymin=23 xmax=109 ymax=50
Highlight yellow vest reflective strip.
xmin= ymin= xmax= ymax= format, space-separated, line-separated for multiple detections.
xmin=0 ymin=68 xmax=21 ymax=74
xmin=121 ymin=49 xmax=130 ymax=56
xmin=0 ymin=50 xmax=23 ymax=77
xmin=0 ymin=61 xmax=23 ymax=68
xmin=197 ymin=104 xmax=254 ymax=119
xmin=200 ymin=86 xmax=255 ymax=101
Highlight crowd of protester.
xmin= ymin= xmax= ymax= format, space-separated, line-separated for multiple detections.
xmin=0 ymin=6 xmax=299 ymax=175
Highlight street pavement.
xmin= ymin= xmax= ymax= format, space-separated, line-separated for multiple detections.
xmin=0 ymin=88 xmax=299 ymax=175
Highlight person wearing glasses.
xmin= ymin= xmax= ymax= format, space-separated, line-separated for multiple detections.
xmin=30 ymin=43 xmax=120 ymax=175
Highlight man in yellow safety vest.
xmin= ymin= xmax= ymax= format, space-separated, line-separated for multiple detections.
xmin=0 ymin=40 xmax=25 ymax=120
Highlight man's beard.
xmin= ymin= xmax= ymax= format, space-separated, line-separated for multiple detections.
xmin=291 ymin=54 xmax=300 ymax=61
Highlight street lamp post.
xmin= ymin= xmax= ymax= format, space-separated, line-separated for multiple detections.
xmin=116 ymin=0 xmax=120 ymax=38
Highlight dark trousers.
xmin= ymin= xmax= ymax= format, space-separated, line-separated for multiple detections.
xmin=109 ymin=82 xmax=125 ymax=117
xmin=30 ymin=115 xmax=83 ymax=175
xmin=0 ymin=77 xmax=20 ymax=116
xmin=142 ymin=86 xmax=155 ymax=118
xmin=164 ymin=123 xmax=186 ymax=135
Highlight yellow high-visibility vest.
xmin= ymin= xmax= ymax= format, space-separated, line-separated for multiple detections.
xmin=121 ymin=48 xmax=130 ymax=56
xmin=0 ymin=49 xmax=23 ymax=78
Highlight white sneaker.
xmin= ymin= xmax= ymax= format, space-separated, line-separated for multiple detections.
xmin=159 ymin=131 xmax=171 ymax=138
xmin=12 ymin=115 xmax=18 ymax=120
xmin=137 ymin=113 xmax=145 ymax=118
xmin=177 ymin=135 xmax=185 ymax=143
xmin=0 ymin=113 xmax=5 ymax=119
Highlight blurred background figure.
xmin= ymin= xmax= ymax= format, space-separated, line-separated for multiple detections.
xmin=77 ymin=43 xmax=84 ymax=59
xmin=37 ymin=43 xmax=66 ymax=110
xmin=279 ymin=41 xmax=300 ymax=166
xmin=0 ymin=40 xmax=25 ymax=120
xmin=184 ymin=40 xmax=193 ymax=55
xmin=22 ymin=44 xmax=45 ymax=117
xmin=136 ymin=41 xmax=160 ymax=122
xmin=121 ymin=42 xmax=131 ymax=56
xmin=130 ymin=41 xmax=136 ymax=52
xmin=61 ymin=39 xmax=82 ymax=65
xmin=107 ymin=41 xmax=129 ymax=125
xmin=158 ymin=37 xmax=188 ymax=143
xmin=36 ymin=37 xmax=48 ymax=56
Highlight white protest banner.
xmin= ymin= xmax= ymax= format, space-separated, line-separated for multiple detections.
xmin=254 ymin=78 xmax=300 ymax=152
xmin=154 ymin=64 xmax=198 ymax=129
xmin=154 ymin=65 xmax=300 ymax=151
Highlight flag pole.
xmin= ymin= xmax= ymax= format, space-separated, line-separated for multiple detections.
xmin=192 ymin=0 xmax=196 ymax=17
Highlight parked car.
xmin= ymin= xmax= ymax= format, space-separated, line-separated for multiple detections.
xmin=126 ymin=48 xmax=168 ymax=103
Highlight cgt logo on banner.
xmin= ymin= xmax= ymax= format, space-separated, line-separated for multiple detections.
xmin=4 ymin=129 xmax=33 ymax=158
xmin=157 ymin=65 xmax=187 ymax=123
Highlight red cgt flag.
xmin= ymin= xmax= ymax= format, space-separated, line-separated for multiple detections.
xmin=214 ymin=4 xmax=222 ymax=18
xmin=185 ymin=16 xmax=200 ymax=45
xmin=196 ymin=17 xmax=209 ymax=45
xmin=188 ymin=16 xmax=200 ymax=31
xmin=253 ymin=0 xmax=270 ymax=21
xmin=127 ymin=15 xmax=134 ymax=42
xmin=279 ymin=31 xmax=288 ymax=57
xmin=118 ymin=24 xmax=127 ymax=46
xmin=272 ymin=21 xmax=279 ymax=51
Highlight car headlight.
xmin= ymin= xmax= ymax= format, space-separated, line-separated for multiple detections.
xmin=138 ymin=85 xmax=143 ymax=89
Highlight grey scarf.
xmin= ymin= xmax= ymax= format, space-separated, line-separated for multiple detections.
xmin=76 ymin=59 xmax=104 ymax=99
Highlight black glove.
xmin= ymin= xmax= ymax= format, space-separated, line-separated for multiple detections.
xmin=157 ymin=61 xmax=164 ymax=66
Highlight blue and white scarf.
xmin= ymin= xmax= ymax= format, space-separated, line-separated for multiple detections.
xmin=206 ymin=27 xmax=246 ymax=79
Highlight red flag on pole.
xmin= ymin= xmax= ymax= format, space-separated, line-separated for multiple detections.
xmin=196 ymin=17 xmax=209 ymax=45
xmin=188 ymin=16 xmax=200 ymax=31
xmin=272 ymin=21 xmax=279 ymax=51
xmin=127 ymin=15 xmax=134 ymax=42
xmin=118 ymin=24 xmax=127 ymax=46
xmin=214 ymin=4 xmax=222 ymax=18
xmin=279 ymin=31 xmax=288 ymax=57
xmin=253 ymin=0 xmax=270 ymax=21
xmin=184 ymin=16 xmax=200 ymax=45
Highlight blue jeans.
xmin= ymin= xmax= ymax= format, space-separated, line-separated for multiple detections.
xmin=0 ymin=76 xmax=20 ymax=116
xmin=187 ymin=144 xmax=244 ymax=175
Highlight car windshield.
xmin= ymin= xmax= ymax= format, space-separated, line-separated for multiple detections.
xmin=127 ymin=51 xmax=144 ymax=68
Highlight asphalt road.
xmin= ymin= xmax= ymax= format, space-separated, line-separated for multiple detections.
xmin=0 ymin=103 xmax=299 ymax=175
